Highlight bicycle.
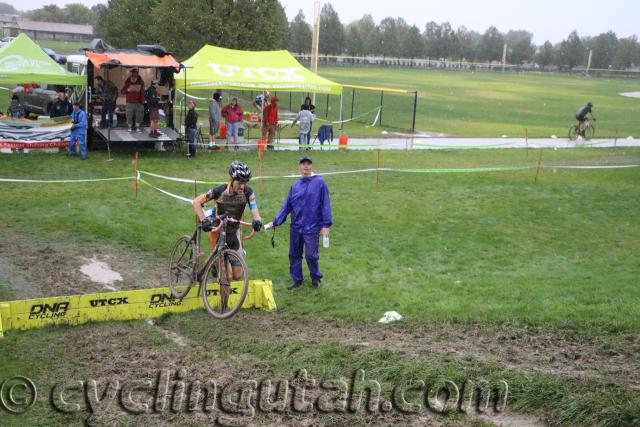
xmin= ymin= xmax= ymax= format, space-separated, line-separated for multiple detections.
xmin=168 ymin=214 xmax=256 ymax=319
xmin=568 ymin=118 xmax=595 ymax=141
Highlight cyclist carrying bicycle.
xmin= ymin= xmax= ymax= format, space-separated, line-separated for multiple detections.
xmin=192 ymin=161 xmax=263 ymax=278
xmin=575 ymin=102 xmax=595 ymax=135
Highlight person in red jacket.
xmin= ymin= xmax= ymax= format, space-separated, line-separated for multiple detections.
xmin=121 ymin=68 xmax=145 ymax=132
xmin=221 ymin=97 xmax=244 ymax=150
xmin=261 ymin=96 xmax=278 ymax=150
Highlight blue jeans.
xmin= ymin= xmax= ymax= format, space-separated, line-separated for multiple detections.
xmin=299 ymin=132 xmax=309 ymax=148
xmin=69 ymin=132 xmax=87 ymax=159
xmin=226 ymin=121 xmax=240 ymax=143
xmin=186 ymin=128 xmax=196 ymax=157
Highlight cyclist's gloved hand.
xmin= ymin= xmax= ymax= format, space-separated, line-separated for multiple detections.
xmin=252 ymin=219 xmax=263 ymax=232
xmin=201 ymin=218 xmax=213 ymax=232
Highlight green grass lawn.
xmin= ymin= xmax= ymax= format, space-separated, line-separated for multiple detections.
xmin=317 ymin=66 xmax=640 ymax=138
xmin=1 ymin=148 xmax=638 ymax=332
xmin=1 ymin=148 xmax=639 ymax=425
xmin=36 ymin=39 xmax=86 ymax=55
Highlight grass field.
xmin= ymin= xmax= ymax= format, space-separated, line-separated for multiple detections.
xmin=36 ymin=39 xmax=86 ymax=55
xmin=0 ymin=147 xmax=639 ymax=425
xmin=316 ymin=66 xmax=640 ymax=138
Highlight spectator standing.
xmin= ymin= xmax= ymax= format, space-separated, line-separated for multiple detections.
xmin=266 ymin=156 xmax=332 ymax=289
xmin=208 ymin=92 xmax=222 ymax=148
xmin=145 ymin=79 xmax=161 ymax=138
xmin=7 ymin=94 xmax=26 ymax=119
xmin=185 ymin=100 xmax=198 ymax=158
xmin=253 ymin=90 xmax=270 ymax=112
xmin=221 ymin=97 xmax=243 ymax=150
xmin=49 ymin=89 xmax=72 ymax=118
xmin=301 ymin=96 xmax=316 ymax=143
xmin=121 ymin=68 xmax=145 ymax=132
xmin=68 ymin=102 xmax=88 ymax=160
xmin=94 ymin=76 xmax=118 ymax=128
xmin=292 ymin=104 xmax=315 ymax=148
xmin=261 ymin=96 xmax=279 ymax=150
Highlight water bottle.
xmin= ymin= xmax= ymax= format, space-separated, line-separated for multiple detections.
xmin=323 ymin=235 xmax=330 ymax=248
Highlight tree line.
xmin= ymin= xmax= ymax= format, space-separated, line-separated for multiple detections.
xmin=9 ymin=1 xmax=639 ymax=69
xmin=289 ymin=4 xmax=639 ymax=70
xmin=0 ymin=2 xmax=104 ymax=26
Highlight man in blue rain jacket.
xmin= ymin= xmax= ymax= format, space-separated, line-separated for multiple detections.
xmin=69 ymin=102 xmax=88 ymax=160
xmin=267 ymin=156 xmax=332 ymax=290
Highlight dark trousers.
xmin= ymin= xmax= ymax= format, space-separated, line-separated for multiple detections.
xmin=100 ymin=100 xmax=115 ymax=127
xmin=289 ymin=229 xmax=322 ymax=282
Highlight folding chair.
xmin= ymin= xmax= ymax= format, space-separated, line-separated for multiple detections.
xmin=312 ymin=124 xmax=333 ymax=148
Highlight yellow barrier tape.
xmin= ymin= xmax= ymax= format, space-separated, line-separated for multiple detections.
xmin=0 ymin=280 xmax=276 ymax=336
xmin=341 ymin=84 xmax=415 ymax=95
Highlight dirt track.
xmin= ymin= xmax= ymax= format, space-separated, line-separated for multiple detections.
xmin=1 ymin=227 xmax=639 ymax=425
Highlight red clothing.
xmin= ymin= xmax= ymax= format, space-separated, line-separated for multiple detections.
xmin=262 ymin=103 xmax=278 ymax=125
xmin=120 ymin=77 xmax=145 ymax=104
xmin=222 ymin=103 xmax=244 ymax=123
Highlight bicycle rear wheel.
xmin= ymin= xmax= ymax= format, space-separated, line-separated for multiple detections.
xmin=201 ymin=249 xmax=249 ymax=319
xmin=568 ymin=125 xmax=578 ymax=141
xmin=168 ymin=236 xmax=196 ymax=298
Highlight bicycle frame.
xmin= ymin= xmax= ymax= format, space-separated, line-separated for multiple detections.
xmin=191 ymin=215 xmax=256 ymax=285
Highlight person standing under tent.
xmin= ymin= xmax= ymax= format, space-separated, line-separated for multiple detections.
xmin=145 ymin=79 xmax=162 ymax=138
xmin=68 ymin=102 xmax=88 ymax=160
xmin=292 ymin=104 xmax=315 ymax=149
xmin=121 ymin=68 xmax=145 ymax=132
xmin=221 ymin=97 xmax=243 ymax=150
xmin=261 ymin=96 xmax=279 ymax=150
xmin=7 ymin=94 xmax=26 ymax=119
xmin=300 ymin=96 xmax=316 ymax=144
xmin=94 ymin=76 xmax=118 ymax=128
xmin=208 ymin=92 xmax=222 ymax=148
xmin=49 ymin=89 xmax=72 ymax=118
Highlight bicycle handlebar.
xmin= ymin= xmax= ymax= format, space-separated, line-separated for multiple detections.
xmin=201 ymin=215 xmax=257 ymax=240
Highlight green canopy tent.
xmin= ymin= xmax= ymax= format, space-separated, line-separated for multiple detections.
xmin=177 ymin=45 xmax=342 ymax=95
xmin=0 ymin=33 xmax=85 ymax=85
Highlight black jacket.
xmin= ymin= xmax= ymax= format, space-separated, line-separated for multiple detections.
xmin=186 ymin=109 xmax=198 ymax=129
xmin=49 ymin=99 xmax=73 ymax=117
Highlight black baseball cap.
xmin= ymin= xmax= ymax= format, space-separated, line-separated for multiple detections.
xmin=299 ymin=156 xmax=313 ymax=164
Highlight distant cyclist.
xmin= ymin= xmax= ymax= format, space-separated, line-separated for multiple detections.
xmin=575 ymin=102 xmax=596 ymax=136
xmin=192 ymin=161 xmax=263 ymax=277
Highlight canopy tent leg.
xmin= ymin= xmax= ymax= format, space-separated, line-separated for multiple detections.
xmin=339 ymin=93 xmax=344 ymax=132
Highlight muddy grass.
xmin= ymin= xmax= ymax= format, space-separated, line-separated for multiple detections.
xmin=1 ymin=227 xmax=638 ymax=426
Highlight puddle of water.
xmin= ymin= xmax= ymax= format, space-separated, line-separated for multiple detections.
xmin=80 ymin=258 xmax=123 ymax=288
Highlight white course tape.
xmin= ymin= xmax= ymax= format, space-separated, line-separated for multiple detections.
xmin=138 ymin=178 xmax=193 ymax=204
xmin=547 ymin=164 xmax=640 ymax=169
xmin=0 ymin=176 xmax=134 ymax=183
xmin=139 ymin=170 xmax=210 ymax=184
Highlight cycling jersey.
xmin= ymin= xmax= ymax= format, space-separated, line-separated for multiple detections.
xmin=576 ymin=105 xmax=591 ymax=121
xmin=199 ymin=184 xmax=256 ymax=232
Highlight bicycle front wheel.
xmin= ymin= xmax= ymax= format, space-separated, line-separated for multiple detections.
xmin=568 ymin=125 xmax=578 ymax=141
xmin=583 ymin=124 xmax=594 ymax=140
xmin=168 ymin=236 xmax=196 ymax=298
xmin=201 ymin=249 xmax=249 ymax=319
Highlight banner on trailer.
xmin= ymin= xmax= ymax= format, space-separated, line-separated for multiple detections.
xmin=0 ymin=118 xmax=71 ymax=149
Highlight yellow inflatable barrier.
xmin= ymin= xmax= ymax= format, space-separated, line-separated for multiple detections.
xmin=0 ymin=280 xmax=276 ymax=337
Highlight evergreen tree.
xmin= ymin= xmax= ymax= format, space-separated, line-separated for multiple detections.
xmin=319 ymin=3 xmax=344 ymax=55
xmin=287 ymin=9 xmax=312 ymax=54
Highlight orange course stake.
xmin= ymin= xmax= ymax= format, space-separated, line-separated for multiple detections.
xmin=257 ymin=146 xmax=264 ymax=192
xmin=534 ymin=148 xmax=543 ymax=183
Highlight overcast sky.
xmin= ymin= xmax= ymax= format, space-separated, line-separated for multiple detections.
xmin=22 ymin=0 xmax=638 ymax=44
